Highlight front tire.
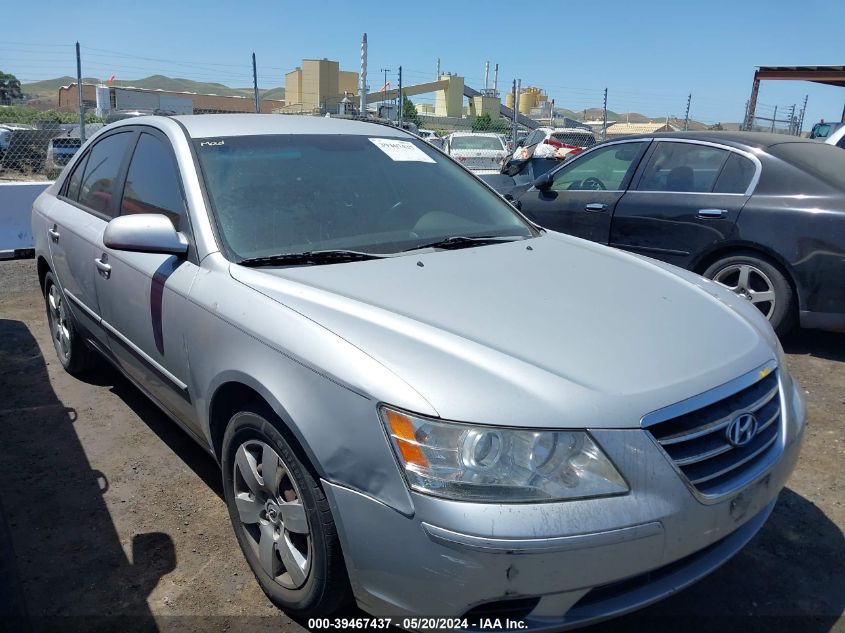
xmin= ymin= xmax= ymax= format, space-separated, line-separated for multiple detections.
xmin=703 ymin=253 xmax=796 ymax=335
xmin=43 ymin=271 xmax=92 ymax=375
xmin=221 ymin=405 xmax=351 ymax=616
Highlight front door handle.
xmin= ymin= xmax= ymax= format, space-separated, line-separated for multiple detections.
xmin=48 ymin=226 xmax=60 ymax=242
xmin=697 ymin=208 xmax=728 ymax=219
xmin=585 ymin=203 xmax=607 ymax=212
xmin=95 ymin=255 xmax=111 ymax=279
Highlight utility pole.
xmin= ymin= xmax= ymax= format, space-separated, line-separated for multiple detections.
xmin=76 ymin=42 xmax=85 ymax=142
xmin=252 ymin=52 xmax=260 ymax=113
xmin=797 ymin=94 xmax=808 ymax=134
xmin=683 ymin=93 xmax=692 ymax=131
xmin=788 ymin=104 xmax=796 ymax=135
xmin=436 ymin=58 xmax=440 ymax=80
xmin=397 ymin=66 xmax=403 ymax=126
xmin=602 ymin=87 xmax=608 ymax=141
xmin=379 ymin=68 xmax=391 ymax=111
xmin=511 ymin=79 xmax=518 ymax=150
xmin=771 ymin=105 xmax=778 ymax=132
xmin=359 ymin=33 xmax=367 ymax=117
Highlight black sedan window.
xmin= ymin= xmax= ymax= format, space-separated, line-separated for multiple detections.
xmin=637 ymin=142 xmax=729 ymax=193
xmin=713 ymin=153 xmax=756 ymax=194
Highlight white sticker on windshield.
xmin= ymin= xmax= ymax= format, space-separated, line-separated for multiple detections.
xmin=369 ymin=138 xmax=436 ymax=163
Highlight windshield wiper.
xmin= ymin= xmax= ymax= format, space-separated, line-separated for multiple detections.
xmin=238 ymin=249 xmax=386 ymax=267
xmin=403 ymin=235 xmax=527 ymax=252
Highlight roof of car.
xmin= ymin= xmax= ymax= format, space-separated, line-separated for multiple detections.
xmin=605 ymin=130 xmax=818 ymax=150
xmin=447 ymin=132 xmax=504 ymax=138
xmin=152 ymin=113 xmax=410 ymax=139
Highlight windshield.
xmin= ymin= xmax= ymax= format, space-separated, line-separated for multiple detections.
xmin=194 ymin=134 xmax=533 ymax=260
xmin=450 ymin=136 xmax=504 ymax=151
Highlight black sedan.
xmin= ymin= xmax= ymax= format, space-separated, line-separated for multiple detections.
xmin=492 ymin=132 xmax=845 ymax=334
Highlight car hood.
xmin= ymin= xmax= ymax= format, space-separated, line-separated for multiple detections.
xmin=229 ymin=233 xmax=776 ymax=428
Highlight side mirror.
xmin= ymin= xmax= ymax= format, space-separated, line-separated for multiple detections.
xmin=533 ymin=172 xmax=554 ymax=190
xmin=103 ymin=214 xmax=188 ymax=255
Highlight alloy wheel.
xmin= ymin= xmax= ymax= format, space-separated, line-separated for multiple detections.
xmin=47 ymin=284 xmax=72 ymax=360
xmin=711 ymin=263 xmax=776 ymax=319
xmin=232 ymin=440 xmax=312 ymax=589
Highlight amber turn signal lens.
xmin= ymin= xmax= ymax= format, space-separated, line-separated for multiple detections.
xmin=385 ymin=409 xmax=429 ymax=467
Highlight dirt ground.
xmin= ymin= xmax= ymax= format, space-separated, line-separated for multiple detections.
xmin=0 ymin=257 xmax=843 ymax=633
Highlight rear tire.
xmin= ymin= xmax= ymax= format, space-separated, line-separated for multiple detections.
xmin=221 ymin=404 xmax=351 ymax=616
xmin=703 ymin=253 xmax=796 ymax=335
xmin=43 ymin=271 xmax=92 ymax=375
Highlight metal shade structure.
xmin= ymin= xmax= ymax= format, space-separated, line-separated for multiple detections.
xmin=745 ymin=65 xmax=845 ymax=131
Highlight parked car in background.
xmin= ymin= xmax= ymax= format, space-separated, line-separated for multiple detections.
xmin=33 ymin=114 xmax=804 ymax=628
xmin=479 ymin=127 xmax=598 ymax=198
xmin=515 ymin=126 xmax=597 ymax=160
xmin=808 ymin=120 xmax=845 ymax=140
xmin=0 ymin=123 xmax=37 ymax=163
xmin=417 ymin=128 xmax=444 ymax=149
xmin=45 ymin=123 xmax=106 ymax=178
xmin=510 ymin=131 xmax=845 ymax=334
xmin=445 ymin=132 xmax=508 ymax=173
xmin=823 ymin=124 xmax=845 ymax=149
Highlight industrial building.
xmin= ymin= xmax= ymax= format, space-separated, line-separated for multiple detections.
xmin=57 ymin=83 xmax=285 ymax=115
xmin=282 ymin=59 xmax=359 ymax=113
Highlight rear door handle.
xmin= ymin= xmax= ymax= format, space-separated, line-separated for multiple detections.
xmin=584 ymin=203 xmax=607 ymax=212
xmin=95 ymin=255 xmax=111 ymax=279
xmin=697 ymin=208 xmax=728 ymax=219
xmin=48 ymin=226 xmax=60 ymax=242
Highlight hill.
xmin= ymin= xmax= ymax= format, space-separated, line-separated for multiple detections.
xmin=23 ymin=75 xmax=285 ymax=103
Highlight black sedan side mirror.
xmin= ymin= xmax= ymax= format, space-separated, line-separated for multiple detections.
xmin=533 ymin=172 xmax=554 ymax=191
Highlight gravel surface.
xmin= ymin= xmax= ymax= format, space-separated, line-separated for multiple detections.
xmin=0 ymin=258 xmax=842 ymax=633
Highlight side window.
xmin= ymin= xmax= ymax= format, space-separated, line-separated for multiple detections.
xmin=121 ymin=133 xmax=187 ymax=230
xmin=77 ymin=132 xmax=134 ymax=216
xmin=713 ymin=153 xmax=756 ymax=194
xmin=637 ymin=142 xmax=729 ymax=193
xmin=551 ymin=142 xmax=646 ymax=192
xmin=64 ymin=152 xmax=89 ymax=201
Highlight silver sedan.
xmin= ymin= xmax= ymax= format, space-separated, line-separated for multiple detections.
xmin=32 ymin=114 xmax=805 ymax=627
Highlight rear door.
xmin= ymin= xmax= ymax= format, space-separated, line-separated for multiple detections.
xmin=610 ymin=140 xmax=757 ymax=268
xmin=518 ymin=140 xmax=649 ymax=242
xmin=46 ymin=130 xmax=136 ymax=350
xmin=93 ymin=128 xmax=200 ymax=432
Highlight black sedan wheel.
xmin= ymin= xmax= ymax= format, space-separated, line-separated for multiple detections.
xmin=221 ymin=405 xmax=350 ymax=616
xmin=704 ymin=253 xmax=795 ymax=335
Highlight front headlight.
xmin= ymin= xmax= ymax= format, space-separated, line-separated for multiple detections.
xmin=380 ymin=406 xmax=628 ymax=502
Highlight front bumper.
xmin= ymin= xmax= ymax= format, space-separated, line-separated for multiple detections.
xmin=323 ymin=376 xmax=805 ymax=627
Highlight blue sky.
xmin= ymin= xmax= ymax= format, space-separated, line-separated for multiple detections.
xmin=5 ymin=0 xmax=845 ymax=127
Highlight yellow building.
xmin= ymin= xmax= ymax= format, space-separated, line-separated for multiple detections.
xmin=284 ymin=59 xmax=359 ymax=113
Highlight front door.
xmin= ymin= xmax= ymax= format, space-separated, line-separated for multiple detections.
xmin=93 ymin=130 xmax=200 ymax=432
xmin=519 ymin=141 xmax=649 ymax=243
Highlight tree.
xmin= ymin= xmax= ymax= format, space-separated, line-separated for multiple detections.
xmin=402 ymin=95 xmax=421 ymax=128
xmin=472 ymin=112 xmax=493 ymax=131
xmin=0 ymin=71 xmax=22 ymax=105
xmin=708 ymin=122 xmax=724 ymax=131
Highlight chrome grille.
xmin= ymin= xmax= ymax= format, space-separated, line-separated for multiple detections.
xmin=646 ymin=369 xmax=781 ymax=497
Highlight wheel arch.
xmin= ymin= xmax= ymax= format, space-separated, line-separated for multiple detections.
xmin=37 ymin=255 xmax=51 ymax=292
xmin=691 ymin=241 xmax=803 ymax=312
xmin=207 ymin=377 xmax=323 ymax=482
